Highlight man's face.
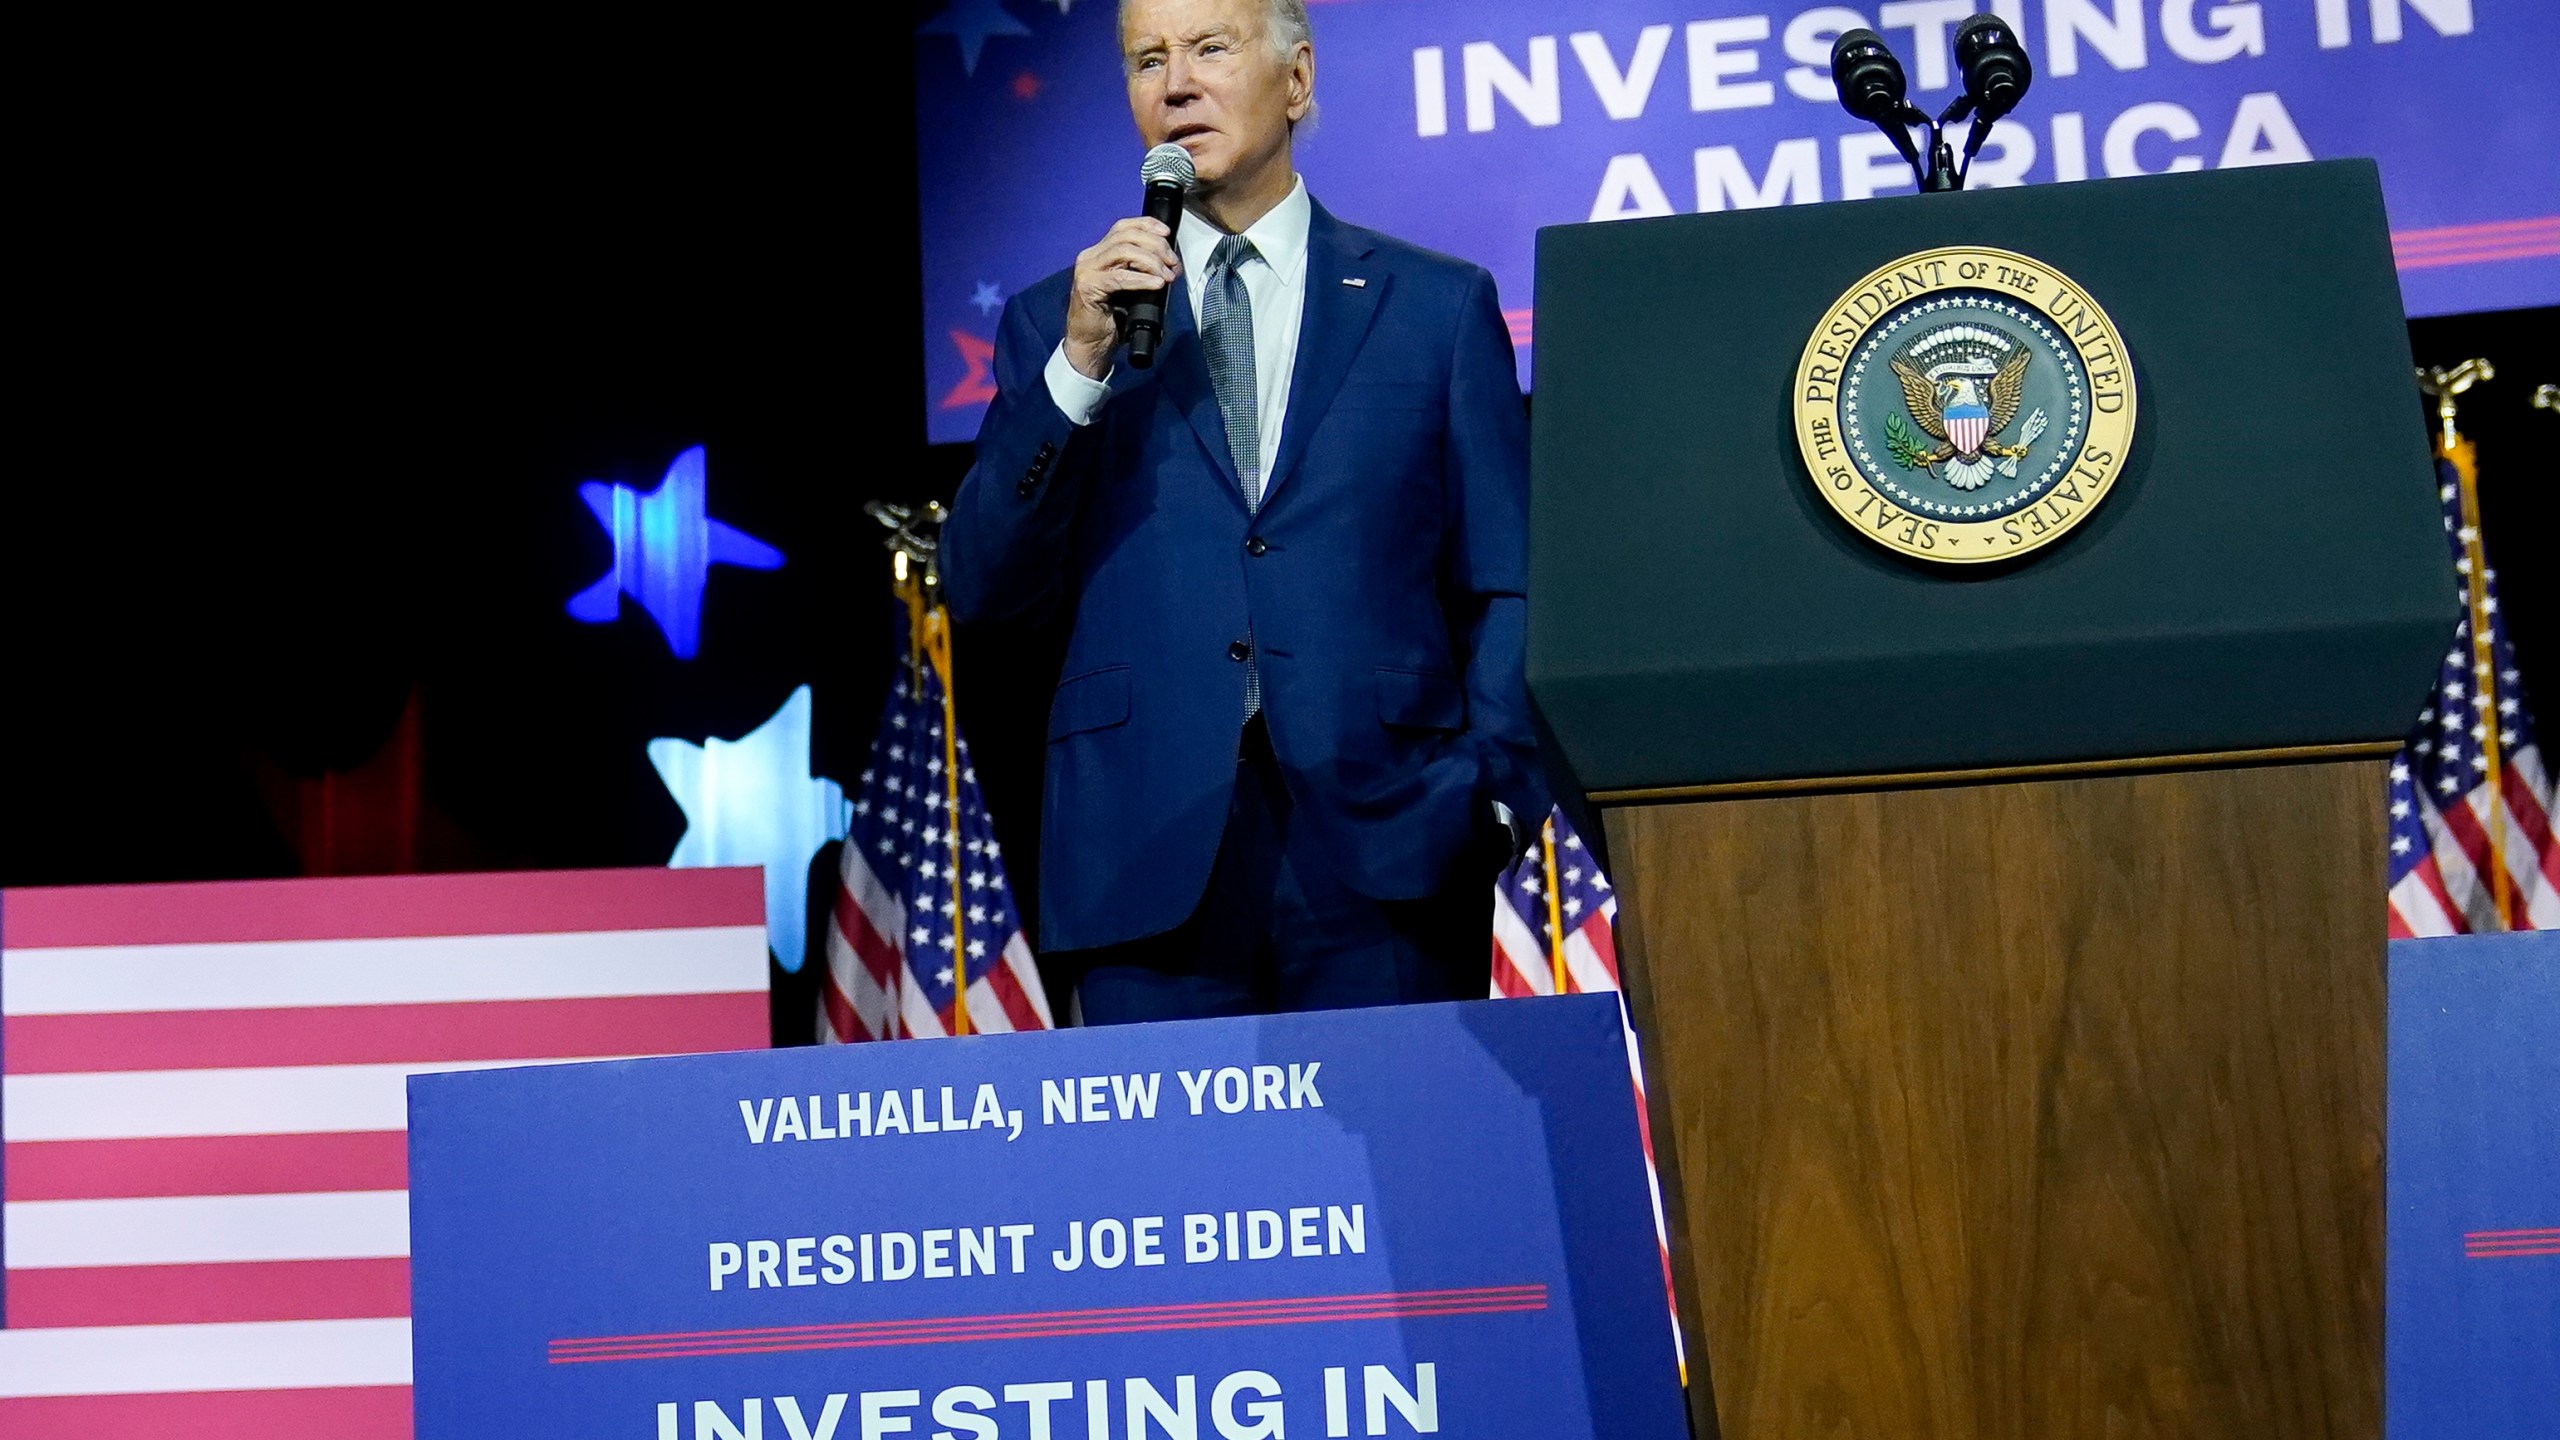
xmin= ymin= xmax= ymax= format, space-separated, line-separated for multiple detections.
xmin=1121 ymin=0 xmax=1311 ymax=196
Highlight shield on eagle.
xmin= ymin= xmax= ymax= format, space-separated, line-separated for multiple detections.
xmin=1944 ymin=402 xmax=1991 ymax=459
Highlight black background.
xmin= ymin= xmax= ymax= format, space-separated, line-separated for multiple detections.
xmin=5 ymin=20 xmax=2552 ymax=1044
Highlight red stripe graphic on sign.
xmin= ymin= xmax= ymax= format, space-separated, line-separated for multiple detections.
xmin=7 ymin=1130 xmax=410 ymax=1200
xmin=5 ymin=1258 xmax=411 ymax=1328
xmin=2466 ymin=1226 xmax=2560 ymax=1259
xmin=5 ymin=991 xmax=763 ymax=1074
xmin=549 ymin=1284 xmax=1549 ymax=1364
xmin=2391 ymin=216 xmax=2560 ymax=271
xmin=0 ymin=1386 xmax=413 ymax=1440
xmin=0 ymin=866 xmax=761 ymax=947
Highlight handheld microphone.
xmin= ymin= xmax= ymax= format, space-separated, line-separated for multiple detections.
xmin=1123 ymin=142 xmax=1195 ymax=370
xmin=1951 ymin=15 xmax=2032 ymax=162
xmin=1830 ymin=29 xmax=1920 ymax=171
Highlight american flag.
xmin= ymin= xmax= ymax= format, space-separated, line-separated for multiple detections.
xmin=821 ymin=591 xmax=1053 ymax=1041
xmin=0 ymin=867 xmax=768 ymax=1437
xmin=1489 ymin=807 xmax=1686 ymax=1378
xmin=2388 ymin=449 xmax=2558 ymax=936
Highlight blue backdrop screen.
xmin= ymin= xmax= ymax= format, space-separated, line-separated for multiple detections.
xmin=916 ymin=0 xmax=2559 ymax=443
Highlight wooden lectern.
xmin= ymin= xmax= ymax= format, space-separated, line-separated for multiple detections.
xmin=1528 ymin=162 xmax=2447 ymax=1438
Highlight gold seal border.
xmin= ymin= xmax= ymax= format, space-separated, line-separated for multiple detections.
xmin=1792 ymin=245 xmax=2138 ymax=565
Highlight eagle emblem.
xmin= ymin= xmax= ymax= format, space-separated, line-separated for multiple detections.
xmin=1883 ymin=325 xmax=2050 ymax=491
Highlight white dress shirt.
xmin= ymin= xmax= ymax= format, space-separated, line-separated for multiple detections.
xmin=1045 ymin=175 xmax=1313 ymax=492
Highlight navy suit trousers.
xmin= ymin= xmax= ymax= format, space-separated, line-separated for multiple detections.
xmin=1064 ymin=717 xmax=1496 ymax=1024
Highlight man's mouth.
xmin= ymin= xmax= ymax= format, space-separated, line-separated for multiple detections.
xmin=1167 ymin=123 xmax=1215 ymax=145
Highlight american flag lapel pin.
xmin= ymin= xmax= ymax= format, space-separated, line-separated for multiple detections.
xmin=1342 ymin=277 xmax=1367 ymax=288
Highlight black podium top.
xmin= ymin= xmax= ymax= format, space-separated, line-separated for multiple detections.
xmin=1528 ymin=161 xmax=2450 ymax=796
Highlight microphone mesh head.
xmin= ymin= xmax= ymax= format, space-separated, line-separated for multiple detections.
xmin=1140 ymin=142 xmax=1196 ymax=189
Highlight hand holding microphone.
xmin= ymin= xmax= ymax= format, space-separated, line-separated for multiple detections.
xmin=1064 ymin=142 xmax=1196 ymax=379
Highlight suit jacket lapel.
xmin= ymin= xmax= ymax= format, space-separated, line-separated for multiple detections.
xmin=1264 ymin=200 xmax=1384 ymax=505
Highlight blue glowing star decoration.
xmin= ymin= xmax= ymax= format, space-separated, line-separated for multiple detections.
xmin=567 ymin=445 xmax=784 ymax=660
xmin=649 ymin=685 xmax=848 ymax=972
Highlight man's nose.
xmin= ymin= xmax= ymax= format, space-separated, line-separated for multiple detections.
xmin=1163 ymin=52 xmax=1201 ymax=101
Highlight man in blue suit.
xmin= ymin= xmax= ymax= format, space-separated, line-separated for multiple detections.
xmin=941 ymin=0 xmax=1545 ymax=1023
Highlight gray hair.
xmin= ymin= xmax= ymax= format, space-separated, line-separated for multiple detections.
xmin=1263 ymin=0 xmax=1311 ymax=55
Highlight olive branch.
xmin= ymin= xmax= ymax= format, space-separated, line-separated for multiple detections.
xmin=1884 ymin=412 xmax=1930 ymax=470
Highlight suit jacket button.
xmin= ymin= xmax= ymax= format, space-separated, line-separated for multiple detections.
xmin=1228 ymin=640 xmax=1252 ymax=662
xmin=1245 ymin=537 xmax=1269 ymax=557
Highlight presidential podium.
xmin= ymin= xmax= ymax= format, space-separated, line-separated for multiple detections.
xmin=1529 ymin=161 xmax=2446 ymax=1438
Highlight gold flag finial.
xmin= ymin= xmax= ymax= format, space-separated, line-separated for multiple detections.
xmin=864 ymin=499 xmax=950 ymax=592
xmin=866 ymin=500 xmax=952 ymax=689
xmin=2416 ymin=359 xmax=2495 ymax=451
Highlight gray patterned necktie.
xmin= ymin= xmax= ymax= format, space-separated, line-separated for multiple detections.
xmin=1200 ymin=233 xmax=1263 ymax=509
xmin=1200 ymin=232 xmax=1264 ymax=717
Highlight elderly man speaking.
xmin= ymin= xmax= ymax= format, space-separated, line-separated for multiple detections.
xmin=941 ymin=0 xmax=1545 ymax=1024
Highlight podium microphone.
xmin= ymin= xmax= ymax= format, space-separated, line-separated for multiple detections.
xmin=1123 ymin=142 xmax=1196 ymax=370
xmin=1830 ymin=29 xmax=1922 ymax=174
xmin=1950 ymin=14 xmax=2033 ymax=176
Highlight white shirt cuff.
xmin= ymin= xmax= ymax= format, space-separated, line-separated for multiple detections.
xmin=1044 ymin=344 xmax=1113 ymax=426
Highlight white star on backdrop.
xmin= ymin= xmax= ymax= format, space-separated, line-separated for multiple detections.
xmin=918 ymin=0 xmax=1031 ymax=76
xmin=972 ymin=282 xmax=1004 ymax=316
xmin=649 ymin=685 xmax=848 ymax=972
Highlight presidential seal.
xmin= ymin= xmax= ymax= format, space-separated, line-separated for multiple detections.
xmin=1793 ymin=246 xmax=2136 ymax=564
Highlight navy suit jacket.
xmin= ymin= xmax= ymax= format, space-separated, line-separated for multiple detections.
xmin=942 ymin=198 xmax=1546 ymax=954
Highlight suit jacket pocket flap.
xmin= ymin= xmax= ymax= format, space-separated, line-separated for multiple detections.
xmin=1048 ymin=666 xmax=1132 ymax=740
xmin=1375 ymin=667 xmax=1463 ymax=730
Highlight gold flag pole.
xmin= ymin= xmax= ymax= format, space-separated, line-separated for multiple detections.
xmin=2416 ymin=361 xmax=2510 ymax=930
xmin=1540 ymin=817 xmax=1569 ymax=995
xmin=867 ymin=501 xmax=972 ymax=1032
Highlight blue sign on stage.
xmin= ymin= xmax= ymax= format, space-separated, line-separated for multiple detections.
xmin=408 ymin=994 xmax=1687 ymax=1439
xmin=2389 ymin=930 xmax=2560 ymax=1440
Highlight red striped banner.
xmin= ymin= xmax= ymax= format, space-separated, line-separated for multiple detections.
xmin=549 ymin=1284 xmax=1550 ymax=1364
xmin=0 ymin=867 xmax=769 ymax=1432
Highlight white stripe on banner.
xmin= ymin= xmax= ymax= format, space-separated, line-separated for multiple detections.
xmin=2 ymin=1056 xmax=643 ymax=1142
xmin=6 ymin=1190 xmax=410 ymax=1268
xmin=0 ymin=1318 xmax=413 ymax=1399
xmin=2 ymin=925 xmax=769 ymax=1017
